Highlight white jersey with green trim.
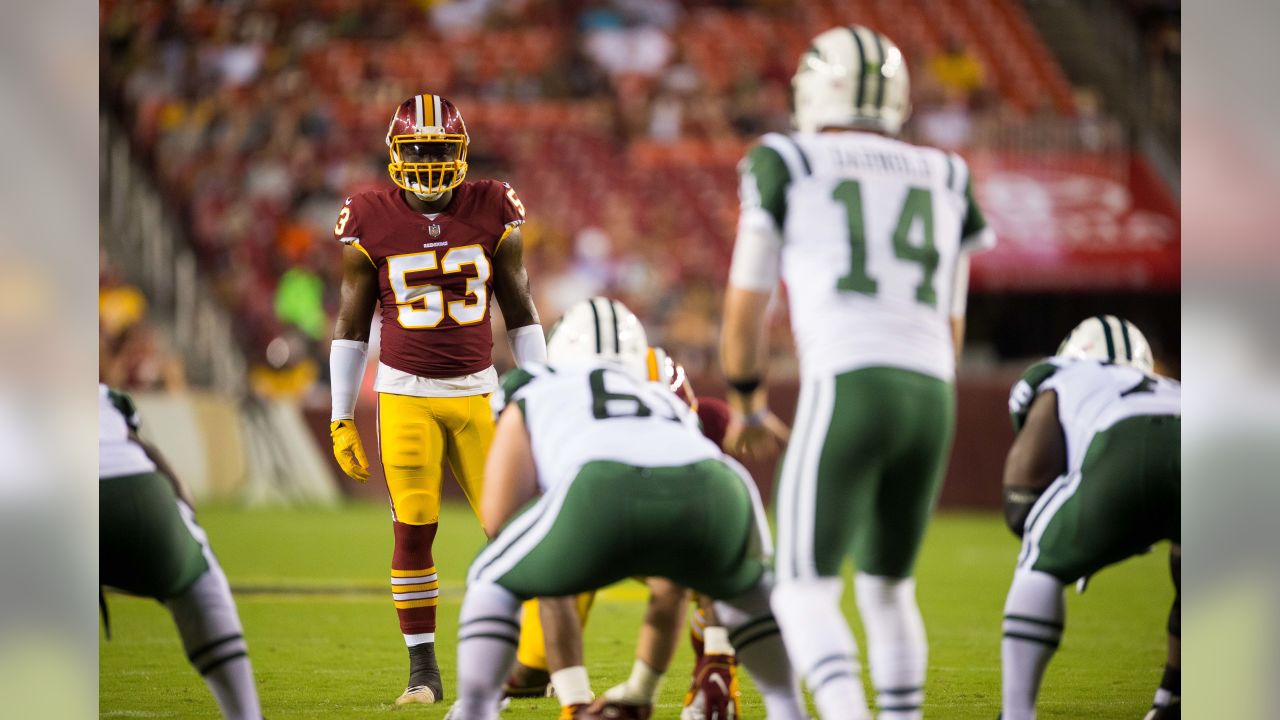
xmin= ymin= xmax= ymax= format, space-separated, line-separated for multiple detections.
xmin=1010 ymin=359 xmax=1181 ymax=472
xmin=99 ymin=384 xmax=157 ymax=480
xmin=495 ymin=360 xmax=723 ymax=494
xmin=738 ymin=130 xmax=995 ymax=381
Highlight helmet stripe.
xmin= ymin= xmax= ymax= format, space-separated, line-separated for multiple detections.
xmin=847 ymin=26 xmax=867 ymax=113
xmin=608 ymin=300 xmax=621 ymax=355
xmin=1094 ymin=315 xmax=1117 ymax=362
xmin=415 ymin=95 xmax=425 ymax=128
xmin=1116 ymin=316 xmax=1134 ymax=361
xmin=588 ymin=297 xmax=604 ymax=353
xmin=433 ymin=95 xmax=444 ymax=128
xmin=423 ymin=94 xmax=435 ymax=127
xmin=869 ymin=30 xmax=888 ymax=112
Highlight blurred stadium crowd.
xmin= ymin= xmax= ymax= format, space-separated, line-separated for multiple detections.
xmin=99 ymin=0 xmax=1179 ymax=397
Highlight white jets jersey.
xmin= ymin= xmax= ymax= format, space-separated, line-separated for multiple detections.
xmin=493 ymin=360 xmax=723 ymax=493
xmin=99 ymin=384 xmax=157 ymax=480
xmin=1009 ymin=359 xmax=1181 ymax=472
xmin=733 ymin=131 xmax=996 ymax=381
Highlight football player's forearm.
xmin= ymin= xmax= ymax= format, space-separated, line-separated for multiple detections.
xmin=495 ymin=265 xmax=540 ymax=330
xmin=636 ymin=578 xmax=688 ymax=673
xmin=330 ymin=340 xmax=369 ymax=420
xmin=720 ymin=287 xmax=770 ymax=381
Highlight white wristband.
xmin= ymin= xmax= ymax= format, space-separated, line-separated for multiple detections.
xmin=507 ymin=324 xmax=547 ymax=367
xmin=330 ymin=339 xmax=369 ymax=421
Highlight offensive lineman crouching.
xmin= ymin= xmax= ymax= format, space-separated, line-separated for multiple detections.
xmin=1000 ymin=316 xmax=1180 ymax=720
xmin=445 ymin=298 xmax=805 ymax=720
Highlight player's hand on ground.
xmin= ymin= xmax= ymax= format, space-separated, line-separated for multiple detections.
xmin=329 ymin=419 xmax=370 ymax=482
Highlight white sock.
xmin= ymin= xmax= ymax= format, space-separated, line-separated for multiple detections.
xmin=1000 ymin=570 xmax=1065 ymax=720
xmin=855 ymin=573 xmax=927 ymax=720
xmin=702 ymin=627 xmax=734 ymax=656
xmin=551 ymin=665 xmax=594 ymax=706
xmin=404 ymin=632 xmax=435 ymax=647
xmin=771 ymin=577 xmax=870 ymax=720
xmin=166 ymin=563 xmax=262 ymax=720
xmin=711 ymin=577 xmax=806 ymax=720
xmin=453 ymin=579 xmax=522 ymax=720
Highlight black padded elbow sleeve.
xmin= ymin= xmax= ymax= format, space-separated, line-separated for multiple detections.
xmin=1003 ymin=486 xmax=1045 ymax=538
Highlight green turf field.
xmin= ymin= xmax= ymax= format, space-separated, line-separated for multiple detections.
xmin=100 ymin=502 xmax=1173 ymax=718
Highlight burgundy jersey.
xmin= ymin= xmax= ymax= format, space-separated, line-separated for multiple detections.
xmin=696 ymin=396 xmax=731 ymax=448
xmin=334 ymin=180 xmax=526 ymax=378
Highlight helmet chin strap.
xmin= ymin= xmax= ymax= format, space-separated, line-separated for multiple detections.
xmin=412 ymin=189 xmax=444 ymax=202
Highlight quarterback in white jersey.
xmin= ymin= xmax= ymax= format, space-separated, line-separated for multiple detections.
xmin=719 ymin=25 xmax=994 ymax=720
xmin=447 ymin=298 xmax=804 ymax=720
xmin=99 ymin=385 xmax=263 ymax=719
xmin=1000 ymin=317 xmax=1180 ymax=720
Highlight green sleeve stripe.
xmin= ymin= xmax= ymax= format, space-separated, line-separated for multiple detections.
xmin=742 ymin=142 xmax=792 ymax=229
xmin=960 ymin=173 xmax=988 ymax=242
xmin=107 ymin=388 xmax=141 ymax=431
xmin=1009 ymin=361 xmax=1060 ymax=432
xmin=762 ymin=132 xmax=810 ymax=177
xmin=499 ymin=367 xmax=537 ymax=399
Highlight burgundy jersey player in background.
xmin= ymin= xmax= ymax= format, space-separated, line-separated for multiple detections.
xmin=327 ymin=93 xmax=546 ymax=706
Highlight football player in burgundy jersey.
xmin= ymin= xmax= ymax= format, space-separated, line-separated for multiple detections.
xmin=328 ymin=93 xmax=545 ymax=706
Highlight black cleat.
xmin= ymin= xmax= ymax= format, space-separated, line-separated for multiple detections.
xmin=396 ymin=643 xmax=443 ymax=705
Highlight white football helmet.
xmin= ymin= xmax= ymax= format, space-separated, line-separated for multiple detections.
xmin=1056 ymin=315 xmax=1155 ymax=373
xmin=792 ymin=25 xmax=911 ymax=135
xmin=547 ymin=297 xmax=650 ymax=381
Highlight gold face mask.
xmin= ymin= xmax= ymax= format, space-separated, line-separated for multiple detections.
xmin=387 ymin=134 xmax=469 ymax=196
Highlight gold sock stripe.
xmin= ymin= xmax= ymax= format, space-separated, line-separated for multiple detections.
xmin=390 ymin=581 xmax=440 ymax=593
xmin=391 ymin=566 xmax=437 ymax=578
xmin=395 ymin=597 xmax=439 ymax=609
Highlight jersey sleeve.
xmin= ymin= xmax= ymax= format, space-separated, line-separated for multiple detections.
xmin=1008 ymin=360 xmax=1062 ymax=432
xmin=490 ymin=364 xmax=546 ymax=418
xmin=333 ymin=195 xmax=374 ymax=264
xmin=959 ymin=170 xmax=996 ymax=253
xmin=107 ymin=387 xmax=142 ymax=433
xmin=498 ymin=182 xmax=527 ymax=228
xmin=739 ymin=143 xmax=790 ymax=229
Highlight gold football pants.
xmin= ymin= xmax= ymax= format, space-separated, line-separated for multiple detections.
xmin=377 ymin=392 xmax=492 ymax=524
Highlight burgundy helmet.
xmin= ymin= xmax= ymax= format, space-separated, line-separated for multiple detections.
xmin=385 ymin=93 xmax=469 ymax=196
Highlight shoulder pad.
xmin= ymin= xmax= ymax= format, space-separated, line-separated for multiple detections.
xmin=491 ymin=364 xmax=551 ymax=418
xmin=107 ymin=387 xmax=142 ymax=433
xmin=1008 ymin=359 xmax=1064 ymax=432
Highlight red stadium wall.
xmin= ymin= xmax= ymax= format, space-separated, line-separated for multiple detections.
xmin=306 ymin=372 xmax=1020 ymax=511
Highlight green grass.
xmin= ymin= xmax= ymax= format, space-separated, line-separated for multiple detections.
xmin=100 ymin=503 xmax=1173 ymax=718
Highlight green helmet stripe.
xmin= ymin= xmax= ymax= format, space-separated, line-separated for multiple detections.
xmin=870 ymin=30 xmax=888 ymax=111
xmin=588 ymin=297 xmax=603 ymax=353
xmin=1116 ymin=316 xmax=1134 ymax=362
xmin=847 ymin=26 xmax=867 ymax=113
xmin=608 ymin=299 xmax=621 ymax=356
xmin=1095 ymin=315 xmax=1117 ymax=362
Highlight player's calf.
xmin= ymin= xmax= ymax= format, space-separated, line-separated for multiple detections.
xmin=452 ymin=579 xmax=523 ymax=719
xmin=1000 ymin=570 xmax=1065 ymax=720
xmin=164 ymin=547 xmax=262 ymax=720
xmin=855 ymin=573 xmax=927 ymax=720
xmin=716 ymin=577 xmax=807 ymax=720
xmin=769 ymin=577 xmax=867 ymax=720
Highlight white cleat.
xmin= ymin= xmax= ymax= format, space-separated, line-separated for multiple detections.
xmin=395 ymin=685 xmax=438 ymax=706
